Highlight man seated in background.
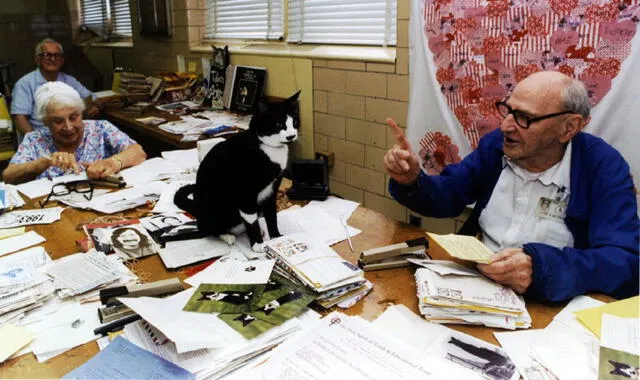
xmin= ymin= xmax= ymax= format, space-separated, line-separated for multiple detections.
xmin=2 ymin=82 xmax=146 ymax=184
xmin=11 ymin=38 xmax=99 ymax=139
xmin=383 ymin=71 xmax=639 ymax=302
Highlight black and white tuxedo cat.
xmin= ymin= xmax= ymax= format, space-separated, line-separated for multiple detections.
xmin=174 ymin=91 xmax=300 ymax=252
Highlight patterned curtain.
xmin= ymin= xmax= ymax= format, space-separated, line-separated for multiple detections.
xmin=407 ymin=0 xmax=640 ymax=209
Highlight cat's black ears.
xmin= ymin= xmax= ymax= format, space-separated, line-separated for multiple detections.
xmin=287 ymin=90 xmax=301 ymax=104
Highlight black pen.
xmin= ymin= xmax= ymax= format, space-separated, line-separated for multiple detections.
xmin=93 ymin=314 xmax=141 ymax=336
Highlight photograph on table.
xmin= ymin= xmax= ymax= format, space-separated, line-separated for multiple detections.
xmin=140 ymin=212 xmax=199 ymax=246
xmin=253 ymin=288 xmax=315 ymax=326
xmin=599 ymin=347 xmax=640 ymax=380
xmin=183 ymin=283 xmax=264 ymax=314
xmin=109 ymin=224 xmax=160 ymax=261
xmin=441 ymin=335 xmax=517 ymax=380
xmin=84 ymin=219 xmax=139 ymax=254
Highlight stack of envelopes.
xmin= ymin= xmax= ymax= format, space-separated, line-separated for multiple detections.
xmin=263 ymin=233 xmax=369 ymax=308
xmin=412 ymin=260 xmax=531 ymax=330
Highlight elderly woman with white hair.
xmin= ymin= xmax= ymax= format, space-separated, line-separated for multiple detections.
xmin=2 ymin=82 xmax=146 ymax=184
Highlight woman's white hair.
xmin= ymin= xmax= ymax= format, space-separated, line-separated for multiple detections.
xmin=34 ymin=81 xmax=85 ymax=121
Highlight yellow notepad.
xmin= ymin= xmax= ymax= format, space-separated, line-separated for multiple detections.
xmin=0 ymin=227 xmax=25 ymax=240
xmin=573 ymin=296 xmax=639 ymax=338
xmin=0 ymin=324 xmax=35 ymax=362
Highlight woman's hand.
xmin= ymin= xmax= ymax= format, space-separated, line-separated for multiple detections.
xmin=47 ymin=152 xmax=81 ymax=173
xmin=82 ymin=158 xmax=120 ymax=179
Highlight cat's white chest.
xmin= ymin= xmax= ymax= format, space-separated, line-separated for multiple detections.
xmin=260 ymin=144 xmax=288 ymax=170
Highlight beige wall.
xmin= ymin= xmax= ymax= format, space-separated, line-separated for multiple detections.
xmin=83 ymin=0 xmax=465 ymax=231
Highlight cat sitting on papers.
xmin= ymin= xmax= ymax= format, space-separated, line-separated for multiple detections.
xmin=174 ymin=91 xmax=301 ymax=253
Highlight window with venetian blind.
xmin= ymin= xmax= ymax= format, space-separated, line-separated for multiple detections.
xmin=288 ymin=0 xmax=397 ymax=46
xmin=204 ymin=0 xmax=396 ymax=47
xmin=80 ymin=0 xmax=132 ymax=39
xmin=204 ymin=0 xmax=284 ymax=40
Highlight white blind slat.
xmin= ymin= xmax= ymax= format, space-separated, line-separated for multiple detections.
xmin=205 ymin=0 xmax=283 ymax=40
xmin=80 ymin=0 xmax=132 ymax=39
xmin=288 ymin=0 xmax=396 ymax=46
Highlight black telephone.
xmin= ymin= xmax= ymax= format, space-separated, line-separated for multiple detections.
xmin=286 ymin=159 xmax=330 ymax=201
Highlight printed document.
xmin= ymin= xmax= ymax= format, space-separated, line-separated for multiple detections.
xmin=185 ymin=259 xmax=275 ymax=286
xmin=253 ymin=311 xmax=463 ymax=380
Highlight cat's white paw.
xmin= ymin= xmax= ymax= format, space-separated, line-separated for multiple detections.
xmin=219 ymin=234 xmax=236 ymax=246
xmin=251 ymin=242 xmax=265 ymax=253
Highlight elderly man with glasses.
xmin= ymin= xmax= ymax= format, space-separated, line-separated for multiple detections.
xmin=383 ymin=71 xmax=638 ymax=303
xmin=11 ymin=38 xmax=99 ymax=140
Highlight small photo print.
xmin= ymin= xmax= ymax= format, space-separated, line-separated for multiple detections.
xmin=183 ymin=283 xmax=264 ymax=314
xmin=140 ymin=213 xmax=198 ymax=245
xmin=442 ymin=335 xmax=517 ymax=380
xmin=253 ymin=288 xmax=315 ymax=325
xmin=598 ymin=346 xmax=640 ymax=380
xmin=109 ymin=224 xmax=160 ymax=261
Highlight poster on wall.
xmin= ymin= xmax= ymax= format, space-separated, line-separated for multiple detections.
xmin=407 ymin=0 xmax=640 ymax=205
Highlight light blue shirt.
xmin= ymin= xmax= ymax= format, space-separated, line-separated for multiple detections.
xmin=10 ymin=69 xmax=93 ymax=131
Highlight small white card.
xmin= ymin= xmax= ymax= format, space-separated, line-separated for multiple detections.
xmin=0 ymin=207 xmax=64 ymax=229
xmin=185 ymin=259 xmax=275 ymax=287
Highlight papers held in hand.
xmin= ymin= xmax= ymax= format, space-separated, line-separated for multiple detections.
xmin=358 ymin=237 xmax=430 ymax=271
xmin=426 ymin=232 xmax=494 ymax=264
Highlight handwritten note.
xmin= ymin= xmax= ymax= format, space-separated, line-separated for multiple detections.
xmin=0 ymin=207 xmax=64 ymax=229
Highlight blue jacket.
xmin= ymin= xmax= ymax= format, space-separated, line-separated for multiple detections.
xmin=390 ymin=129 xmax=639 ymax=302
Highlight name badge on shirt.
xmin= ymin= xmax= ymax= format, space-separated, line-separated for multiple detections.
xmin=536 ymin=196 xmax=567 ymax=221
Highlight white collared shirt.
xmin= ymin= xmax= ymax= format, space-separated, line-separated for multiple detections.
xmin=479 ymin=142 xmax=574 ymax=252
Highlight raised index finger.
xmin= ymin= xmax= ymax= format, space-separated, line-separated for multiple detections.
xmin=386 ymin=118 xmax=411 ymax=151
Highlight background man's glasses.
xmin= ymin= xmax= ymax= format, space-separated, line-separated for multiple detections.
xmin=40 ymin=180 xmax=93 ymax=208
xmin=38 ymin=52 xmax=64 ymax=61
xmin=495 ymin=101 xmax=575 ymax=129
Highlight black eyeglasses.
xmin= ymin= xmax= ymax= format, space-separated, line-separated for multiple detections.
xmin=495 ymin=101 xmax=575 ymax=129
xmin=38 ymin=52 xmax=64 ymax=61
xmin=40 ymin=180 xmax=93 ymax=208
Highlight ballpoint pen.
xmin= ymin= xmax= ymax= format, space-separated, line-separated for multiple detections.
xmin=340 ymin=218 xmax=354 ymax=252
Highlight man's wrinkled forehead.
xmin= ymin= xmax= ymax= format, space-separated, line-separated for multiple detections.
xmin=509 ymin=79 xmax=561 ymax=113
xmin=41 ymin=43 xmax=62 ymax=53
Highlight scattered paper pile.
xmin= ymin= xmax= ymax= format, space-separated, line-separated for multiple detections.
xmin=494 ymin=295 xmax=640 ymax=380
xmin=413 ymin=260 xmax=531 ymax=329
xmin=118 ymin=286 xmax=320 ymax=379
xmin=0 ymin=247 xmax=55 ymax=325
xmin=246 ymin=309 xmax=487 ymax=379
xmin=44 ymin=250 xmax=137 ymax=300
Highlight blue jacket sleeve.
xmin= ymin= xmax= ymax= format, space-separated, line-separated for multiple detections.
xmin=389 ymin=130 xmax=502 ymax=218
xmin=523 ymin=146 xmax=639 ymax=302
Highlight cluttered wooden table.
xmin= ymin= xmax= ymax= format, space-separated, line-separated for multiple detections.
xmin=0 ymin=183 xmax=589 ymax=379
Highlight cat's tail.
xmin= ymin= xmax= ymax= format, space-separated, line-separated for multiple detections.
xmin=173 ymin=184 xmax=197 ymax=215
